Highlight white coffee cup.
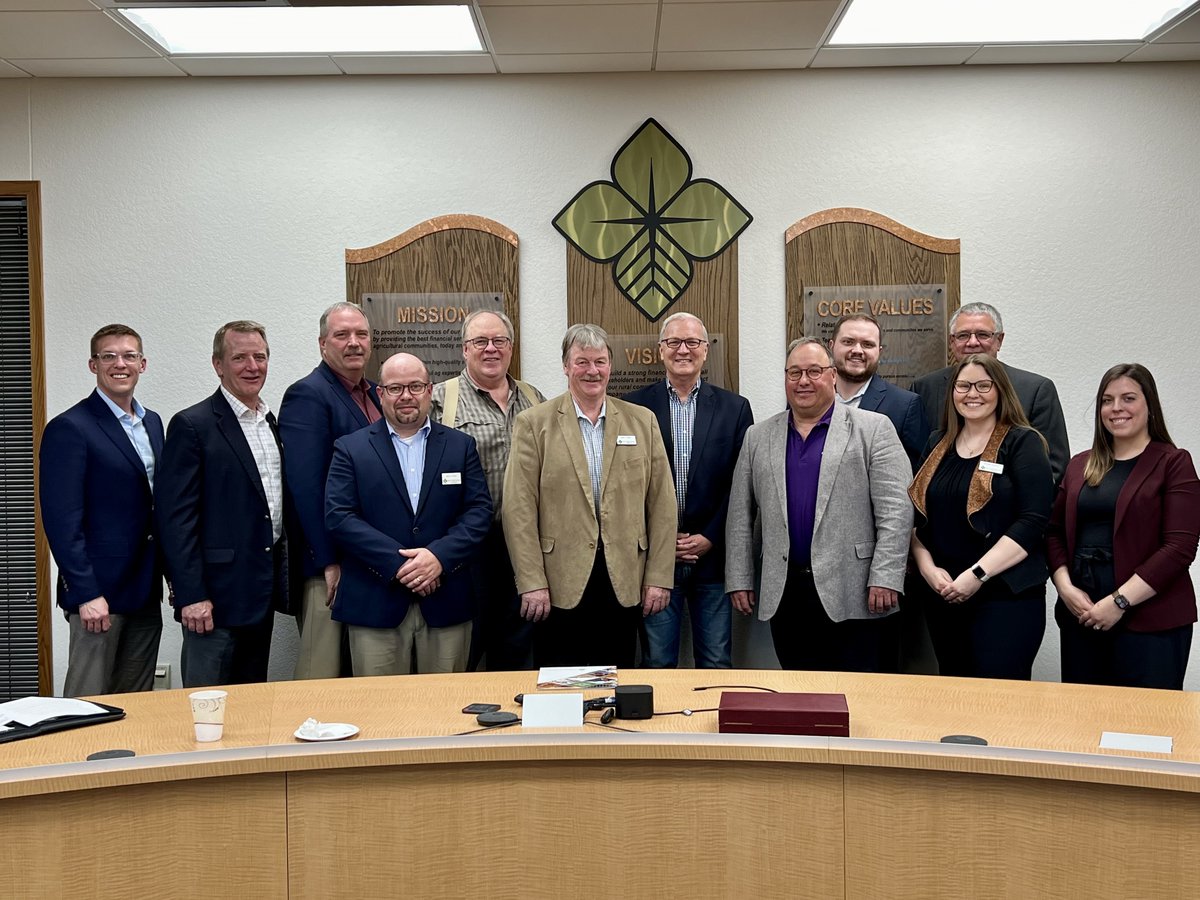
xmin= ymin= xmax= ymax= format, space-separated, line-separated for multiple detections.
xmin=189 ymin=690 xmax=228 ymax=742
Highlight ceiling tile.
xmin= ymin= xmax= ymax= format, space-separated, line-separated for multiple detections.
xmin=967 ymin=43 xmax=1141 ymax=65
xmin=1151 ymin=8 xmax=1200 ymax=43
xmin=481 ymin=0 xmax=654 ymax=5
xmin=481 ymin=5 xmax=658 ymax=54
xmin=656 ymin=48 xmax=817 ymax=69
xmin=0 ymin=58 xmax=31 ymax=77
xmin=658 ymin=1 xmax=838 ymax=52
xmin=12 ymin=57 xmax=185 ymax=77
xmin=1122 ymin=41 xmax=1200 ymax=61
xmin=334 ymin=54 xmax=496 ymax=74
xmin=0 ymin=1 xmax=94 ymax=9
xmin=172 ymin=56 xmax=344 ymax=77
xmin=0 ymin=11 xmax=160 ymax=59
xmin=496 ymin=52 xmax=651 ymax=72
xmin=811 ymin=45 xmax=977 ymax=67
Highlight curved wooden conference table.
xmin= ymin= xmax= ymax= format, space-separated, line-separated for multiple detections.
xmin=4 ymin=670 xmax=1200 ymax=899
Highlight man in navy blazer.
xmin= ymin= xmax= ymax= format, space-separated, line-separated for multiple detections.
xmin=624 ymin=313 xmax=753 ymax=668
xmin=40 ymin=324 xmax=164 ymax=697
xmin=156 ymin=321 xmax=293 ymax=688
xmin=279 ymin=302 xmax=382 ymax=680
xmin=829 ymin=314 xmax=929 ymax=471
xmin=910 ymin=301 xmax=1069 ymax=482
xmin=325 ymin=352 xmax=492 ymax=675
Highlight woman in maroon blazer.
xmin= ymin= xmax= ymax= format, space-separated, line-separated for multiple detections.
xmin=1047 ymin=364 xmax=1200 ymax=689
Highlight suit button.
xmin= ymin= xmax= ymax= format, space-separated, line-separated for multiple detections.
xmin=147 ymin=535 xmax=154 ymax=542
xmin=264 ymin=546 xmax=271 ymax=552
xmin=412 ymin=527 xmax=420 ymax=534
xmin=588 ymin=541 xmax=595 ymax=549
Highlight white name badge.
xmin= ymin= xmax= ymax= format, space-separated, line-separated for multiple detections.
xmin=978 ymin=461 xmax=1004 ymax=475
xmin=616 ymin=434 xmax=637 ymax=446
xmin=442 ymin=472 xmax=462 ymax=485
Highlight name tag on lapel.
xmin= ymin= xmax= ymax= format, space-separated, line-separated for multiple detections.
xmin=442 ymin=472 xmax=462 ymax=485
xmin=978 ymin=461 xmax=1004 ymax=475
xmin=617 ymin=434 xmax=637 ymax=446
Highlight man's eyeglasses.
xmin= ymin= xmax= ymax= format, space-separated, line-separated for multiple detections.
xmin=660 ymin=338 xmax=708 ymax=350
xmin=785 ymin=365 xmax=834 ymax=382
xmin=465 ymin=337 xmax=512 ymax=350
xmin=950 ymin=330 xmax=998 ymax=344
xmin=379 ymin=382 xmax=430 ymax=397
xmin=952 ymin=379 xmax=995 ymax=394
xmin=92 ymin=352 xmax=143 ymax=365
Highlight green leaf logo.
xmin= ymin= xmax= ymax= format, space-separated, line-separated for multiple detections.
xmin=553 ymin=118 xmax=752 ymax=321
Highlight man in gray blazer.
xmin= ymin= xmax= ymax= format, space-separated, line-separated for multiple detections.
xmin=910 ymin=301 xmax=1068 ymax=482
xmin=726 ymin=338 xmax=913 ymax=671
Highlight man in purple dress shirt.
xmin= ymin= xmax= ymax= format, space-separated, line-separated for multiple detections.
xmin=725 ymin=338 xmax=913 ymax=671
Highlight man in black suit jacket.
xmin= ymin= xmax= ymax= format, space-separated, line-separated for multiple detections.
xmin=910 ymin=302 xmax=1069 ymax=482
xmin=279 ymin=302 xmax=382 ymax=680
xmin=156 ymin=321 xmax=292 ymax=688
xmin=624 ymin=313 xmax=753 ymax=668
xmin=829 ymin=314 xmax=929 ymax=471
xmin=40 ymin=324 xmax=164 ymax=696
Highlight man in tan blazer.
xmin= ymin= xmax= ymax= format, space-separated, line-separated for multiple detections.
xmin=503 ymin=324 xmax=676 ymax=667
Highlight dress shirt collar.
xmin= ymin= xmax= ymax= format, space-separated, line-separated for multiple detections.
xmin=96 ymin=388 xmax=145 ymax=422
xmin=571 ymin=396 xmax=607 ymax=423
xmin=220 ymin=385 xmax=270 ymax=420
xmin=386 ymin=416 xmax=431 ymax=443
xmin=667 ymin=377 xmax=702 ymax=403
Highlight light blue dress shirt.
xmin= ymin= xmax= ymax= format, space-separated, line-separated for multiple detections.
xmin=388 ymin=417 xmax=431 ymax=511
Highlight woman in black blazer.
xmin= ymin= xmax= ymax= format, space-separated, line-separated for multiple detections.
xmin=908 ymin=354 xmax=1054 ymax=680
xmin=1046 ymin=363 xmax=1200 ymax=690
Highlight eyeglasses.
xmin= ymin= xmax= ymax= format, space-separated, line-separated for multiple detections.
xmin=952 ymin=379 xmax=995 ymax=394
xmin=92 ymin=352 xmax=143 ymax=364
xmin=785 ymin=365 xmax=834 ymax=382
xmin=950 ymin=330 xmax=998 ymax=344
xmin=379 ymin=382 xmax=430 ymax=397
xmin=465 ymin=336 xmax=512 ymax=350
xmin=660 ymin=338 xmax=708 ymax=350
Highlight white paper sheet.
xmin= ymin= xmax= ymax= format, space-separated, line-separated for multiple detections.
xmin=1099 ymin=731 xmax=1173 ymax=754
xmin=0 ymin=696 xmax=109 ymax=727
xmin=521 ymin=692 xmax=585 ymax=728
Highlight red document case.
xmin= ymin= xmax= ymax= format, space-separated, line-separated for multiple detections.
xmin=718 ymin=692 xmax=850 ymax=737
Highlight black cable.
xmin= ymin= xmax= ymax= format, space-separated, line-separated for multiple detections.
xmin=654 ymin=707 xmax=719 ymax=717
xmin=691 ymin=684 xmax=778 ymax=693
xmin=584 ymin=720 xmax=640 ymax=733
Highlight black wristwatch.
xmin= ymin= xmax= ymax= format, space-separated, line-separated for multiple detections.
xmin=1112 ymin=591 xmax=1131 ymax=611
xmin=971 ymin=564 xmax=989 ymax=583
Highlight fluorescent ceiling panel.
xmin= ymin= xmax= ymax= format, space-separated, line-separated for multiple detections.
xmin=830 ymin=0 xmax=1192 ymax=45
xmin=116 ymin=5 xmax=482 ymax=54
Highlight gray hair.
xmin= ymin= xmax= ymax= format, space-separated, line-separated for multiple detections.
xmin=461 ymin=308 xmax=515 ymax=343
xmin=786 ymin=336 xmax=833 ymax=365
xmin=657 ymin=311 xmax=709 ymax=342
xmin=561 ymin=323 xmax=613 ymax=362
xmin=948 ymin=302 xmax=1003 ymax=335
xmin=318 ymin=302 xmax=367 ymax=338
xmin=213 ymin=320 xmax=269 ymax=359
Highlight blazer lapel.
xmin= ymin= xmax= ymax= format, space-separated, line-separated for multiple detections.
xmin=686 ymin=384 xmax=715 ymax=493
xmin=88 ymin=391 xmax=150 ymax=486
xmin=598 ymin=399 xmax=620 ymax=499
xmin=212 ymin=390 xmax=269 ymax=510
xmin=857 ymin=375 xmax=885 ymax=413
xmin=555 ymin=394 xmax=599 ymax=520
xmin=1114 ymin=444 xmax=1162 ymax=536
xmin=320 ymin=362 xmax=374 ymax=428
xmin=415 ymin=426 xmax=446 ymax=516
xmin=369 ymin=422 xmax=415 ymax=516
xmin=655 ymin=385 xmax=675 ymax=461
xmin=768 ymin=412 xmax=790 ymax=528
xmin=813 ymin=404 xmax=848 ymax=531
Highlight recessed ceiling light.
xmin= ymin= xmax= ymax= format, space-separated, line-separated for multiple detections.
xmin=829 ymin=0 xmax=1194 ymax=45
xmin=116 ymin=5 xmax=483 ymax=55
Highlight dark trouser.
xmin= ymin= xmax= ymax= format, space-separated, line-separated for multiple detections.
xmin=1057 ymin=601 xmax=1192 ymax=690
xmin=181 ymin=614 xmax=274 ymax=688
xmin=63 ymin=600 xmax=163 ymax=697
xmin=768 ymin=564 xmax=898 ymax=673
xmin=534 ymin=545 xmax=641 ymax=669
xmin=923 ymin=581 xmax=1046 ymax=681
xmin=895 ymin=571 xmax=939 ymax=675
xmin=468 ymin=522 xmax=534 ymax=672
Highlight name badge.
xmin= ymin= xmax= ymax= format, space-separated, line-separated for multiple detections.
xmin=617 ymin=434 xmax=637 ymax=446
xmin=442 ymin=472 xmax=462 ymax=485
xmin=978 ymin=461 xmax=1004 ymax=475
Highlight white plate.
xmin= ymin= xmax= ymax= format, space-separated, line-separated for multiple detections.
xmin=294 ymin=722 xmax=359 ymax=742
